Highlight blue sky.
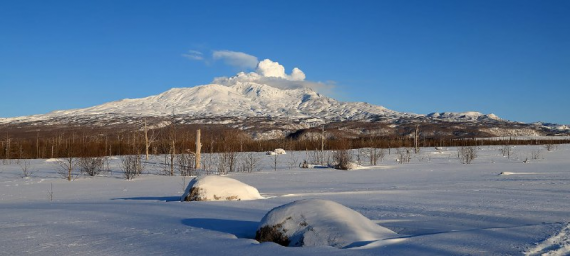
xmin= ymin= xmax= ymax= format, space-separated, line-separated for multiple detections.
xmin=1 ymin=0 xmax=569 ymax=124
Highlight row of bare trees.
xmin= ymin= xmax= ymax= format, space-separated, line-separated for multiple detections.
xmin=1 ymin=122 xmax=569 ymax=161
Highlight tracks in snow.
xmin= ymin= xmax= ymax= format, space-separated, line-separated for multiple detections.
xmin=526 ymin=222 xmax=570 ymax=256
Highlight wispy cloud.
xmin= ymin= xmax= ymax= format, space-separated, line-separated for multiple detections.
xmin=182 ymin=50 xmax=204 ymax=61
xmin=184 ymin=50 xmax=335 ymax=95
xmin=212 ymin=50 xmax=259 ymax=70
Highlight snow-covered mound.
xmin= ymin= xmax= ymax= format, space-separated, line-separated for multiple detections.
xmin=267 ymin=148 xmax=287 ymax=155
xmin=181 ymin=176 xmax=263 ymax=201
xmin=255 ymin=199 xmax=398 ymax=248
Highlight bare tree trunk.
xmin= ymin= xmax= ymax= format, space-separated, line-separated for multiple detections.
xmin=195 ymin=129 xmax=201 ymax=170
xmin=320 ymin=125 xmax=325 ymax=165
xmin=414 ymin=125 xmax=420 ymax=154
xmin=170 ymin=139 xmax=175 ymax=176
xmin=144 ymin=119 xmax=150 ymax=160
xmin=36 ymin=131 xmax=40 ymax=159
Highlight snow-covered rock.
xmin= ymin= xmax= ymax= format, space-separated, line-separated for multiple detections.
xmin=181 ymin=176 xmax=263 ymax=201
xmin=267 ymin=148 xmax=287 ymax=155
xmin=255 ymin=199 xmax=398 ymax=248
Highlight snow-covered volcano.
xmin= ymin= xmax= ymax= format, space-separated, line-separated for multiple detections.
xmin=44 ymin=82 xmax=402 ymax=120
xmin=0 ymin=59 xmax=418 ymax=124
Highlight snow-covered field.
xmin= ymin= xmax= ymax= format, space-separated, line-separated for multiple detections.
xmin=1 ymin=145 xmax=569 ymax=255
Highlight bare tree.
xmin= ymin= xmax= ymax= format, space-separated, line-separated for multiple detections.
xmin=121 ymin=155 xmax=143 ymax=180
xmin=143 ymin=119 xmax=158 ymax=160
xmin=333 ymin=149 xmax=353 ymax=170
xmin=195 ymin=129 xmax=202 ymax=169
xmin=320 ymin=125 xmax=325 ymax=165
xmin=458 ymin=146 xmax=477 ymax=164
xmin=201 ymin=152 xmax=213 ymax=175
xmin=287 ymin=151 xmax=300 ymax=169
xmin=499 ymin=145 xmax=512 ymax=159
xmin=273 ymin=153 xmax=278 ymax=171
xmin=240 ymin=152 xmax=260 ymax=173
xmin=18 ymin=159 xmax=32 ymax=178
xmin=177 ymin=153 xmax=196 ymax=176
xmin=369 ymin=148 xmax=385 ymax=165
xmin=414 ymin=124 xmax=420 ymax=154
xmin=169 ymin=138 xmax=176 ymax=176
xmin=396 ymin=148 xmax=412 ymax=164
xmin=78 ymin=157 xmax=104 ymax=176
xmin=544 ymin=143 xmax=556 ymax=152
xmin=356 ymin=148 xmax=364 ymax=165
xmin=56 ymin=156 xmax=77 ymax=181
xmin=167 ymin=115 xmax=177 ymax=176
xmin=530 ymin=148 xmax=542 ymax=160
xmin=217 ymin=150 xmax=239 ymax=174
xmin=4 ymin=135 xmax=10 ymax=165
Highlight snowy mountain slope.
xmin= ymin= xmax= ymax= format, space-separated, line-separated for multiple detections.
xmin=0 ymin=80 xmax=415 ymax=125
xmin=427 ymin=111 xmax=502 ymax=122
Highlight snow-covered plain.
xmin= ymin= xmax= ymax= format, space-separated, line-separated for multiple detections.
xmin=1 ymin=145 xmax=569 ymax=255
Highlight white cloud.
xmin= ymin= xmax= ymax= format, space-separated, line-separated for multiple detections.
xmin=212 ymin=50 xmax=259 ymax=70
xmin=256 ymin=59 xmax=287 ymax=78
xmin=290 ymin=67 xmax=306 ymax=81
xmin=212 ymin=58 xmax=332 ymax=94
xmin=183 ymin=50 xmax=331 ymax=93
xmin=182 ymin=50 xmax=204 ymax=61
xmin=255 ymin=59 xmax=306 ymax=81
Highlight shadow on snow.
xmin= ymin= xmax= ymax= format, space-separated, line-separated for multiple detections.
xmin=181 ymin=218 xmax=258 ymax=239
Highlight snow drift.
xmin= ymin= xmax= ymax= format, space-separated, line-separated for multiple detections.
xmin=255 ymin=199 xmax=398 ymax=248
xmin=181 ymin=176 xmax=263 ymax=201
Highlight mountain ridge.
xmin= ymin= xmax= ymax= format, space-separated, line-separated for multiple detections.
xmin=1 ymin=74 xmax=568 ymax=139
xmin=1 ymin=81 xmax=418 ymax=123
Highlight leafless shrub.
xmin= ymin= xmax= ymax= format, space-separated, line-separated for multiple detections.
xmin=368 ymin=148 xmax=385 ymax=165
xmin=396 ymin=148 xmax=412 ymax=164
xmin=56 ymin=157 xmax=78 ymax=181
xmin=333 ymin=149 xmax=353 ymax=170
xmin=530 ymin=148 xmax=542 ymax=160
xmin=544 ymin=143 xmax=557 ymax=152
xmin=121 ymin=155 xmax=143 ymax=180
xmin=177 ymin=153 xmax=196 ymax=176
xmin=217 ymin=151 xmax=239 ymax=175
xmin=287 ymin=151 xmax=299 ymax=169
xmin=240 ymin=152 xmax=260 ymax=173
xmin=306 ymin=149 xmax=331 ymax=166
xmin=307 ymin=150 xmax=320 ymax=165
xmin=78 ymin=157 xmax=104 ymax=176
xmin=416 ymin=153 xmax=431 ymax=162
xmin=458 ymin=146 xmax=477 ymax=164
xmin=202 ymin=153 xmax=214 ymax=175
xmin=499 ymin=145 xmax=513 ymax=159
xmin=18 ymin=159 xmax=32 ymax=178
xmin=160 ymin=154 xmax=171 ymax=176
xmin=356 ymin=148 xmax=364 ymax=165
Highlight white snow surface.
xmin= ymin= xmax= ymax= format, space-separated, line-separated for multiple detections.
xmin=258 ymin=199 xmax=398 ymax=248
xmin=181 ymin=175 xmax=263 ymax=201
xmin=1 ymin=145 xmax=569 ymax=255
